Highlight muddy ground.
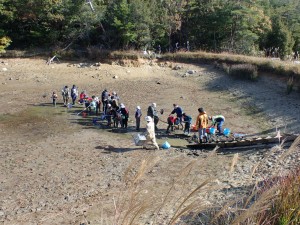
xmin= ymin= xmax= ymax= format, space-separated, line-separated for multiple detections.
xmin=0 ymin=58 xmax=299 ymax=224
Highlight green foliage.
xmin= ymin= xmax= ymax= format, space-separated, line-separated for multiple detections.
xmin=0 ymin=35 xmax=11 ymax=53
xmin=0 ymin=0 xmax=299 ymax=53
xmin=266 ymin=16 xmax=294 ymax=59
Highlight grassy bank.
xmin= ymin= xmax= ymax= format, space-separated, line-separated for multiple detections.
xmin=2 ymin=49 xmax=300 ymax=89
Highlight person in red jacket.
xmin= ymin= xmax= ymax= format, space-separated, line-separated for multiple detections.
xmin=166 ymin=115 xmax=176 ymax=133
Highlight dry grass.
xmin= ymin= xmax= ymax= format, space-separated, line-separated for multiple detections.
xmin=229 ymin=64 xmax=258 ymax=81
xmin=163 ymin=51 xmax=300 ymax=81
xmin=100 ymin=134 xmax=300 ymax=224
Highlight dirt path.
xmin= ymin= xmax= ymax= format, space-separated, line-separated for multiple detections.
xmin=0 ymin=58 xmax=299 ymax=224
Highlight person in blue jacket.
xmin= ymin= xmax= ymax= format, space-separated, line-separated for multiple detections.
xmin=169 ymin=104 xmax=183 ymax=130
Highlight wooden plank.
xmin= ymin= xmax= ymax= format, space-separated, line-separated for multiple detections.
xmin=186 ymin=134 xmax=299 ymax=150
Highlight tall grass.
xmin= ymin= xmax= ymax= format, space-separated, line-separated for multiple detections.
xmin=229 ymin=64 xmax=258 ymax=81
xmin=95 ymin=135 xmax=300 ymax=225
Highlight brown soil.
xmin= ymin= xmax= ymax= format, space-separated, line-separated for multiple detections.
xmin=0 ymin=58 xmax=299 ymax=224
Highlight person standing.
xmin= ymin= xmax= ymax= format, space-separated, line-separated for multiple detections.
xmin=101 ymin=89 xmax=109 ymax=112
xmin=147 ymin=103 xmax=159 ymax=131
xmin=120 ymin=103 xmax=129 ymax=128
xmin=135 ymin=106 xmax=142 ymax=131
xmin=169 ymin=103 xmax=183 ymax=130
xmin=209 ymin=115 xmax=225 ymax=135
xmin=71 ymin=84 xmax=78 ymax=105
xmin=143 ymin=116 xmax=159 ymax=150
xmin=61 ymin=85 xmax=70 ymax=106
xmin=51 ymin=91 xmax=58 ymax=107
xmin=158 ymin=45 xmax=161 ymax=55
xmin=195 ymin=107 xmax=209 ymax=143
xmin=182 ymin=113 xmax=192 ymax=135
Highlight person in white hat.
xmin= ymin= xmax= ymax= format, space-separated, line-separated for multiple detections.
xmin=143 ymin=116 xmax=159 ymax=150
xmin=135 ymin=106 xmax=142 ymax=131
xmin=120 ymin=103 xmax=129 ymax=128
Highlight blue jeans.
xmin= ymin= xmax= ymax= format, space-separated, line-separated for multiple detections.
xmin=198 ymin=128 xmax=207 ymax=142
xmin=217 ymin=121 xmax=224 ymax=134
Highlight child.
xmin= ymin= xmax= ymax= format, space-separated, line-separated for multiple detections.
xmin=166 ymin=115 xmax=176 ymax=133
xmin=51 ymin=91 xmax=58 ymax=107
xmin=182 ymin=113 xmax=192 ymax=135
xmin=79 ymin=91 xmax=87 ymax=104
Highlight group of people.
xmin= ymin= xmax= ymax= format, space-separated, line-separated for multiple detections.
xmin=51 ymin=85 xmax=79 ymax=107
xmin=195 ymin=107 xmax=226 ymax=143
xmin=51 ymin=87 xmax=226 ymax=148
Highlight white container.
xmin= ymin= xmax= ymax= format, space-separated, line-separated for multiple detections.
xmin=133 ymin=134 xmax=147 ymax=146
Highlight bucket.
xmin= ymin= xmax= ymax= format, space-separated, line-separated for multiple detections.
xmin=161 ymin=141 xmax=171 ymax=149
xmin=67 ymin=103 xmax=73 ymax=109
xmin=191 ymin=125 xmax=197 ymax=132
xmin=223 ymin=128 xmax=231 ymax=136
xmin=209 ymin=127 xmax=216 ymax=135
xmin=82 ymin=112 xmax=87 ymax=118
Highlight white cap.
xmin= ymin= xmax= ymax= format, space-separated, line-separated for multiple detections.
xmin=152 ymin=103 xmax=156 ymax=107
xmin=145 ymin=116 xmax=152 ymax=122
xmin=137 ymin=106 xmax=141 ymax=110
xmin=107 ymin=104 xmax=111 ymax=107
xmin=120 ymin=103 xmax=125 ymax=108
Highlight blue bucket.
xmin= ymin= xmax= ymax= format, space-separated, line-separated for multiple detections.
xmin=209 ymin=127 xmax=216 ymax=135
xmin=161 ymin=141 xmax=171 ymax=149
xmin=223 ymin=128 xmax=231 ymax=136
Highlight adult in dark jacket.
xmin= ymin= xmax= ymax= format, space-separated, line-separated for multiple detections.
xmin=169 ymin=104 xmax=183 ymax=129
xmin=135 ymin=106 xmax=142 ymax=131
xmin=147 ymin=103 xmax=159 ymax=131
xmin=120 ymin=103 xmax=129 ymax=128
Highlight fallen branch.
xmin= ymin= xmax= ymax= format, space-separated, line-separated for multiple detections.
xmin=46 ymin=55 xmax=59 ymax=65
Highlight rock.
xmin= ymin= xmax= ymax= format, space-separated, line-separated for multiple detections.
xmin=173 ymin=65 xmax=182 ymax=70
xmin=187 ymin=70 xmax=196 ymax=74
xmin=9 ymin=77 xmax=13 ymax=80
xmin=2 ymin=68 xmax=7 ymax=71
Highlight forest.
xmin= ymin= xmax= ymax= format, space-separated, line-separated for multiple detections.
xmin=0 ymin=0 xmax=300 ymax=59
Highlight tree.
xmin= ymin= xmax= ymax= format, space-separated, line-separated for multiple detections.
xmin=266 ymin=16 xmax=294 ymax=59
xmin=182 ymin=0 xmax=271 ymax=54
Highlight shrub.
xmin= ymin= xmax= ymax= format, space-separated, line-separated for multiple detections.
xmin=229 ymin=64 xmax=258 ymax=81
xmin=0 ymin=36 xmax=11 ymax=53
